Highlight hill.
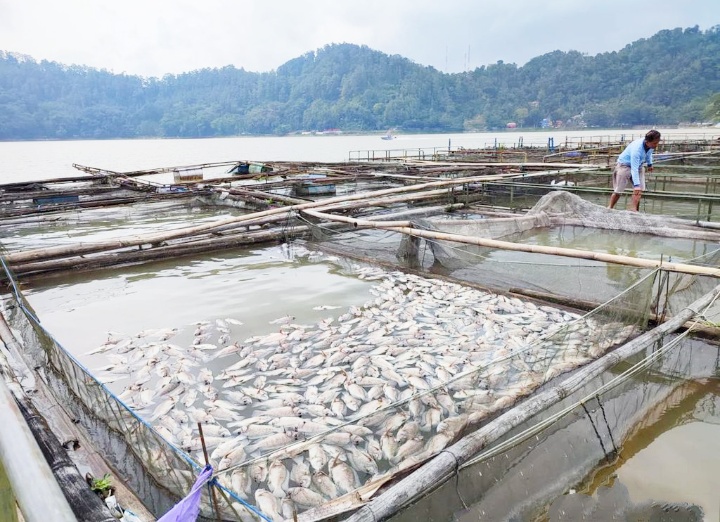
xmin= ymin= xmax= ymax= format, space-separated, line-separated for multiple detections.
xmin=0 ymin=25 xmax=718 ymax=140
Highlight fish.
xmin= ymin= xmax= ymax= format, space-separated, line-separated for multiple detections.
xmin=392 ymin=436 xmax=425 ymax=464
xmin=287 ymin=486 xmax=325 ymax=508
xmin=347 ymin=447 xmax=379 ymax=476
xmin=248 ymin=432 xmax=299 ymax=453
xmin=269 ymin=315 xmax=295 ymax=325
xmin=312 ymin=470 xmax=338 ymax=499
xmin=289 ymin=456 xmax=312 ymax=488
xmin=330 ymin=458 xmax=360 ymax=494
xmin=267 ymin=459 xmax=289 ymax=498
xmin=307 ymin=444 xmax=328 ymax=471
xmin=218 ymin=445 xmax=247 ymax=470
xmin=254 ymin=489 xmax=281 ymax=520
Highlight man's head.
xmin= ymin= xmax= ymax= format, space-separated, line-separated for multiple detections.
xmin=645 ymin=129 xmax=661 ymax=148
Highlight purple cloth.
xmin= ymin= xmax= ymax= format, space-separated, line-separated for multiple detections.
xmin=158 ymin=465 xmax=214 ymax=522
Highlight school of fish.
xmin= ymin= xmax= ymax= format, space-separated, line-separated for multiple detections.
xmin=89 ymin=262 xmax=637 ymax=520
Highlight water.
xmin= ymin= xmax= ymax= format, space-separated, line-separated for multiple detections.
xmin=2 ymin=131 xmax=719 ymax=520
xmin=1 ymin=127 xmax=716 ymax=184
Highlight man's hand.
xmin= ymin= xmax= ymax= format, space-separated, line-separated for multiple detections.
xmin=647 ymin=166 xmax=654 ymax=173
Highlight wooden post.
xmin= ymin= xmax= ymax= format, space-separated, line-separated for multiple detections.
xmin=197 ymin=423 xmax=221 ymax=522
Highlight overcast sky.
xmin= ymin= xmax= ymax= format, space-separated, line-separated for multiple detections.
xmin=1 ymin=0 xmax=718 ymax=78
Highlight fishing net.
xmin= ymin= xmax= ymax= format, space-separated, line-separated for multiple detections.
xmin=0 ymin=259 xmax=255 ymax=522
xmin=2 ymin=188 xmax=720 ymax=521
xmin=384 ymin=329 xmax=720 ymax=522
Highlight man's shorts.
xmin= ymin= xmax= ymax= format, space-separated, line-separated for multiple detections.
xmin=612 ymin=163 xmax=645 ymax=193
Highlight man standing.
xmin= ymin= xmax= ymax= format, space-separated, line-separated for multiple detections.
xmin=608 ymin=130 xmax=661 ymax=211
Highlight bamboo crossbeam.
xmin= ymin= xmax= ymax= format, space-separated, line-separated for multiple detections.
xmin=302 ymin=209 xmax=720 ymax=277
xmin=345 ymin=284 xmax=720 ymax=522
xmin=2 ymin=174 xmax=506 ymax=265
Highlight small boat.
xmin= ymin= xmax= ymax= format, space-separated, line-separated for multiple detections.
xmin=381 ymin=129 xmax=396 ymax=141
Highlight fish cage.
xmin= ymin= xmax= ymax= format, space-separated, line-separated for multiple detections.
xmin=2 ymin=162 xmax=720 ymax=521
xmin=3 ymin=228 xmax=720 ymax=521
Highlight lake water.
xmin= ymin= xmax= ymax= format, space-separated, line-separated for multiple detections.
xmin=2 ymin=127 xmax=718 ymax=184
xmin=2 ymin=130 xmax=719 ymax=521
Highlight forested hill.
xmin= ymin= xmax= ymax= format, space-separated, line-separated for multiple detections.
xmin=1 ymin=25 xmax=719 ymax=140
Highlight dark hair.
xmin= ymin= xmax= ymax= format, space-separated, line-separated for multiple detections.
xmin=645 ymin=129 xmax=661 ymax=142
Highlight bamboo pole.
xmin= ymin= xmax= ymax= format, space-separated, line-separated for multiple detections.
xmin=345 ymin=283 xmax=720 ymax=522
xmin=0 ymin=377 xmax=79 ymax=522
xmin=299 ymin=209 xmax=720 ymax=277
xmin=2 ymin=174 xmax=508 ymax=265
xmin=9 ymin=225 xmax=321 ymax=277
xmin=301 ymin=209 xmax=412 ymax=229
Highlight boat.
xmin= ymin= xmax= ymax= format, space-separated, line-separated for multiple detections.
xmin=381 ymin=128 xmax=396 ymax=140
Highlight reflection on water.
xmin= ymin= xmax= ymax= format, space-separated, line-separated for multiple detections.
xmin=3 ymin=200 xmax=249 ymax=252
xmin=545 ymin=380 xmax=720 ymax=522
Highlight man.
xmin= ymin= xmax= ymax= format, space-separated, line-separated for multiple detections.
xmin=607 ymin=129 xmax=661 ymax=211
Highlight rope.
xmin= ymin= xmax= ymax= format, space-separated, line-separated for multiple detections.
xmin=581 ymin=401 xmax=610 ymax=458
xmin=596 ymin=394 xmax=618 ymax=455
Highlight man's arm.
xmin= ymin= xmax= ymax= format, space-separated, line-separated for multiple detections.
xmin=630 ymin=144 xmax=643 ymax=186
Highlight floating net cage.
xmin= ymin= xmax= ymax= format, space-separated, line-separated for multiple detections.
xmin=1 ymin=190 xmax=720 ymax=521
xmin=386 ymin=332 xmax=720 ymax=522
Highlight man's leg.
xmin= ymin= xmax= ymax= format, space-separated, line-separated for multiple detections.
xmin=631 ymin=189 xmax=642 ymax=211
xmin=608 ymin=193 xmax=620 ymax=209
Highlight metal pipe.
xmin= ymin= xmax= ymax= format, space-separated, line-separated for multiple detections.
xmin=0 ymin=379 xmax=76 ymax=522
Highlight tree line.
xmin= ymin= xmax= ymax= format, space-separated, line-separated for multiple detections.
xmin=0 ymin=25 xmax=718 ymax=140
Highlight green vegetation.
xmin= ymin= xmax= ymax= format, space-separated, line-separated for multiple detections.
xmin=1 ymin=25 xmax=718 ymax=140
xmin=89 ymin=473 xmax=113 ymax=497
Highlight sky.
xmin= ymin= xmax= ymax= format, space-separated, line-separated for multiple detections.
xmin=1 ymin=0 xmax=719 ymax=78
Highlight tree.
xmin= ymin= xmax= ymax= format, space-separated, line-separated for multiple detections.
xmin=704 ymin=93 xmax=720 ymax=122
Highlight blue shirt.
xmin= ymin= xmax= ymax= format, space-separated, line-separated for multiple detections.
xmin=617 ymin=138 xmax=655 ymax=187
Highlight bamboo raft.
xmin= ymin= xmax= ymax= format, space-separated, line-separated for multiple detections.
xmin=2 ymin=152 xmax=719 ymax=278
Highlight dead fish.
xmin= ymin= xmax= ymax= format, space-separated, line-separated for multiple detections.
xmin=289 ymin=456 xmax=312 ymax=488
xmin=267 ymin=459 xmax=289 ymax=498
xmin=380 ymin=431 xmax=398 ymax=461
xmin=254 ymin=489 xmax=281 ymax=520
xmin=248 ymin=432 xmax=298 ymax=453
xmin=287 ymin=486 xmax=325 ymax=508
xmin=249 ymin=461 xmax=269 ymax=483
xmin=392 ymin=436 xmax=425 ymax=464
xmin=269 ymin=315 xmax=295 ymax=325
xmin=218 ymin=445 xmax=247 ymax=470
xmin=307 ymin=444 xmax=328 ymax=471
xmin=347 ymin=447 xmax=379 ymax=476
xmin=330 ymin=458 xmax=360 ymax=495
xmin=312 ymin=470 xmax=338 ymax=499
xmin=238 ymin=424 xmax=282 ymax=439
